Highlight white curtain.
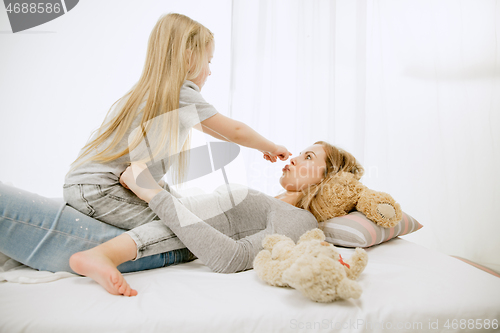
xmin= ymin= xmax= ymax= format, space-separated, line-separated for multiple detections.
xmin=229 ymin=0 xmax=500 ymax=270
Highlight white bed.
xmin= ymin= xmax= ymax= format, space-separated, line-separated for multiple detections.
xmin=1 ymin=236 xmax=499 ymax=333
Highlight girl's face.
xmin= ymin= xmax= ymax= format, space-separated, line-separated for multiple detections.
xmin=191 ymin=41 xmax=214 ymax=90
xmin=279 ymin=144 xmax=327 ymax=191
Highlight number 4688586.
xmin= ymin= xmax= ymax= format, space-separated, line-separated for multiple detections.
xmin=444 ymin=319 xmax=498 ymax=330
xmin=6 ymin=3 xmax=61 ymax=14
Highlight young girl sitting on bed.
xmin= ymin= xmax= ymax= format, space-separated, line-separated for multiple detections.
xmin=63 ymin=12 xmax=291 ymax=276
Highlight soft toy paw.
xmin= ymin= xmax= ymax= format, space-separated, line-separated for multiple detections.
xmin=253 ymin=228 xmax=368 ymax=302
xmin=311 ymin=171 xmax=402 ymax=228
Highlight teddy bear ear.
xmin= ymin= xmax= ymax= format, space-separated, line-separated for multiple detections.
xmin=262 ymin=234 xmax=293 ymax=250
xmin=298 ymin=228 xmax=325 ymax=243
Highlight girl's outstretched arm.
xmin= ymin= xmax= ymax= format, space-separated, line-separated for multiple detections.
xmin=199 ymin=113 xmax=292 ymax=161
xmin=192 ymin=122 xmax=230 ymax=142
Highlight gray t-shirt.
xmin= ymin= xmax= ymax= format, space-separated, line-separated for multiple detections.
xmin=137 ymin=184 xmax=318 ymax=273
xmin=65 ymin=80 xmax=218 ymax=185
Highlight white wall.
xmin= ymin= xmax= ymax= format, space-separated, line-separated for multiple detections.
xmin=0 ymin=0 xmax=232 ymax=198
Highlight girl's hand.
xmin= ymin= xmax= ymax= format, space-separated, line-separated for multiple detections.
xmin=262 ymin=145 xmax=292 ymax=163
xmin=262 ymin=151 xmax=277 ymax=163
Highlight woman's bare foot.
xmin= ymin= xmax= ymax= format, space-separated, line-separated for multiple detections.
xmin=70 ymin=249 xmax=138 ymax=296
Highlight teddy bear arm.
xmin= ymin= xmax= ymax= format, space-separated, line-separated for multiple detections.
xmin=344 ymin=248 xmax=368 ymax=280
xmin=356 ymin=189 xmax=403 ymax=228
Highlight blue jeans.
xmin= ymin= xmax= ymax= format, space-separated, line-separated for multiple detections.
xmin=0 ymin=182 xmax=191 ymax=274
xmin=62 ymin=183 xmax=158 ymax=230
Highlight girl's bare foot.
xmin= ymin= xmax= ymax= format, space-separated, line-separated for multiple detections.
xmin=70 ymin=249 xmax=138 ymax=297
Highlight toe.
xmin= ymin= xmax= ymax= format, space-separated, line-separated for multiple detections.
xmin=125 ymin=283 xmax=134 ymax=297
xmin=111 ymin=272 xmax=121 ymax=285
xmin=118 ymin=282 xmax=127 ymax=295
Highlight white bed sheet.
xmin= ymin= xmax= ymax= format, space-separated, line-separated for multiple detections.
xmin=1 ymin=238 xmax=499 ymax=333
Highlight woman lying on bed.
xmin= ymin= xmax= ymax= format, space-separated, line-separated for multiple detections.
xmin=0 ymin=141 xmax=364 ymax=296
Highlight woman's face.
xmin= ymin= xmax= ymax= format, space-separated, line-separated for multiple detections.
xmin=279 ymin=144 xmax=327 ymax=191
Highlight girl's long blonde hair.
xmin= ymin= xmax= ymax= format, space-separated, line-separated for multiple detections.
xmin=70 ymin=13 xmax=214 ymax=185
xmin=295 ymin=141 xmax=364 ymax=221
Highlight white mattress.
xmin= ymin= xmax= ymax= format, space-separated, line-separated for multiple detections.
xmin=1 ymin=238 xmax=499 ymax=333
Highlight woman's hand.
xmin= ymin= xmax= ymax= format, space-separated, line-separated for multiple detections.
xmin=120 ymin=163 xmax=162 ymax=203
xmin=262 ymin=145 xmax=292 ymax=163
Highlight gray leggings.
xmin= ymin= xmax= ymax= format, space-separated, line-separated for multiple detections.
xmin=63 ymin=183 xmax=192 ymax=259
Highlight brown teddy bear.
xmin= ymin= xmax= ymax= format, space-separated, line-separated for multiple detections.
xmin=309 ymin=171 xmax=402 ymax=228
xmin=253 ymin=228 xmax=368 ymax=302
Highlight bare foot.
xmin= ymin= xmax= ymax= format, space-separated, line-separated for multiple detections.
xmin=70 ymin=250 xmax=138 ymax=297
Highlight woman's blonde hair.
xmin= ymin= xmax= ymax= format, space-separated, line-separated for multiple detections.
xmin=70 ymin=13 xmax=214 ymax=185
xmin=295 ymin=141 xmax=364 ymax=221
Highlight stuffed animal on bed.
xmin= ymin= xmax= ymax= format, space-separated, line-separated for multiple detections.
xmin=309 ymin=171 xmax=402 ymax=228
xmin=253 ymin=228 xmax=368 ymax=303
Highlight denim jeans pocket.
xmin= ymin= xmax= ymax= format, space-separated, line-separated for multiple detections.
xmin=63 ymin=184 xmax=103 ymax=217
xmin=63 ymin=184 xmax=156 ymax=229
xmin=103 ymin=185 xmax=150 ymax=207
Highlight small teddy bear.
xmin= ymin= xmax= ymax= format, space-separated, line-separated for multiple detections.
xmin=310 ymin=171 xmax=402 ymax=228
xmin=253 ymin=228 xmax=368 ymax=303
